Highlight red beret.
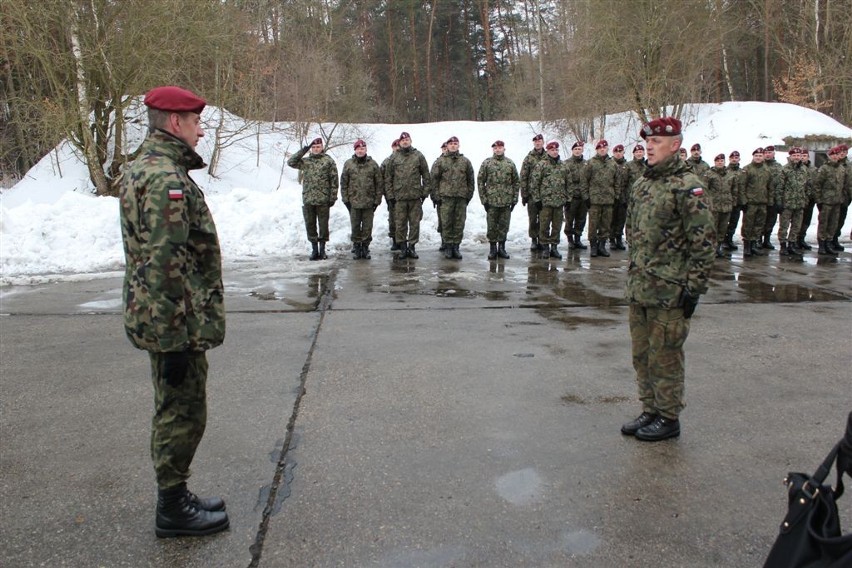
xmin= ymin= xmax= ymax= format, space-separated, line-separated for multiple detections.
xmin=633 ymin=144 xmax=644 ymax=152
xmin=310 ymin=137 xmax=323 ymax=146
xmin=764 ymin=145 xmax=775 ymax=152
xmin=353 ymin=139 xmax=366 ymax=149
xmin=440 ymin=142 xmax=447 ymax=149
xmin=640 ymin=117 xmax=682 ymax=140
xmin=612 ymin=144 xmax=624 ymax=152
xmin=714 ymin=153 xmax=725 ymax=161
xmin=690 ymin=143 xmax=701 ymax=151
xmin=838 ymin=144 xmax=848 ymax=152
xmin=144 ymin=86 xmax=206 ymax=114
xmin=679 ymin=148 xmax=687 ymax=154
xmin=729 ymin=151 xmax=740 ymax=158
xmin=447 ymin=136 xmax=459 ymax=144
xmin=399 ymin=131 xmax=411 ymax=140
xmin=546 ymin=140 xmax=560 ymax=150
xmin=828 ymin=146 xmax=840 ymax=155
xmin=533 ymin=134 xmax=544 ymax=142
xmin=391 ymin=139 xmax=400 ymax=148
xmin=752 ymin=147 xmax=764 ymax=155
xmin=595 ymin=140 xmax=608 ymax=150
xmin=491 ymin=140 xmax=505 ymax=148
xmin=571 ymin=141 xmax=584 ymax=149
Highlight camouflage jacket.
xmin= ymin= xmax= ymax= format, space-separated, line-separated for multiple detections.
xmin=726 ymin=163 xmax=745 ymax=205
xmin=841 ymin=159 xmax=851 ymax=202
xmin=431 ymin=151 xmax=475 ymax=201
xmin=477 ymin=154 xmax=520 ymax=208
xmin=686 ymin=157 xmax=710 ymax=180
xmin=815 ymin=161 xmax=846 ymax=205
xmin=613 ymin=157 xmax=630 ymax=202
xmin=287 ymin=147 xmax=339 ymax=206
xmin=742 ymin=162 xmax=772 ymax=205
xmin=625 ymin=155 xmax=715 ymax=307
xmin=764 ymin=158 xmax=784 ymax=200
xmin=565 ymin=155 xmax=585 ymax=201
xmin=777 ymin=162 xmax=809 ymax=210
xmin=380 ymin=153 xmax=396 ymax=201
xmin=384 ymin=146 xmax=431 ymax=201
xmin=341 ymin=154 xmax=383 ymax=209
xmin=581 ymin=154 xmax=618 ymax=205
xmin=625 ymin=158 xmax=647 ymax=197
xmin=705 ymin=166 xmax=733 ymax=212
xmin=530 ymin=154 xmax=569 ymax=207
xmin=119 ymin=130 xmax=225 ymax=353
xmin=519 ymin=148 xmax=547 ymax=203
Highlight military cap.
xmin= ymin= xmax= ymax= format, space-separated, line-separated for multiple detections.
xmin=633 ymin=144 xmax=644 ymax=152
xmin=612 ymin=144 xmax=624 ymax=152
xmin=828 ymin=146 xmax=841 ymax=155
xmin=838 ymin=144 xmax=848 ymax=152
xmin=729 ymin=150 xmax=740 ymax=158
xmin=691 ymin=143 xmax=701 ymax=151
xmin=144 ymin=86 xmax=206 ymax=114
xmin=391 ymin=139 xmax=400 ymax=148
xmin=639 ymin=116 xmax=682 ymax=140
xmin=595 ymin=140 xmax=609 ymax=150
xmin=764 ymin=145 xmax=775 ymax=152
xmin=532 ymin=134 xmax=544 ymax=142
xmin=546 ymin=140 xmax=560 ymax=150
xmin=310 ymin=137 xmax=323 ymax=146
xmin=353 ymin=139 xmax=366 ymax=149
xmin=571 ymin=141 xmax=584 ymax=149
xmin=440 ymin=142 xmax=447 ymax=149
xmin=447 ymin=136 xmax=459 ymax=144
xmin=399 ymin=131 xmax=411 ymax=140
xmin=491 ymin=140 xmax=505 ymax=148
xmin=714 ymin=153 xmax=725 ymax=161
xmin=679 ymin=148 xmax=687 ymax=154
xmin=752 ymin=147 xmax=764 ymax=155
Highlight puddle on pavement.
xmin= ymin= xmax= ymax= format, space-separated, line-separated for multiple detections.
xmin=495 ymin=468 xmax=544 ymax=506
xmin=733 ymin=273 xmax=850 ymax=302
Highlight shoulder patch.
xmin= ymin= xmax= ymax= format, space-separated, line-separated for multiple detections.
xmin=689 ymin=187 xmax=704 ymax=196
xmin=168 ymin=188 xmax=184 ymax=200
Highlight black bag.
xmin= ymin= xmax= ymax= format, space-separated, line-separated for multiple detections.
xmin=763 ymin=442 xmax=852 ymax=568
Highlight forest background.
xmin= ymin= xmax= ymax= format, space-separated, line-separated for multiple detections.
xmin=2 ymin=0 xmax=850 ymax=195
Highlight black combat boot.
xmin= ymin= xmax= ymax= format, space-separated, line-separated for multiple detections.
xmin=309 ymin=241 xmax=319 ymax=261
xmin=831 ymin=237 xmax=845 ymax=252
xmin=530 ymin=237 xmax=539 ymax=251
xmin=779 ymin=242 xmax=789 ymax=256
xmin=634 ymin=416 xmax=680 ymax=441
xmin=574 ymin=235 xmax=588 ymax=250
xmin=445 ymin=244 xmax=455 ymax=259
xmin=797 ymin=236 xmax=812 ymax=250
xmin=185 ymin=486 xmax=226 ymax=512
xmin=452 ymin=244 xmax=463 ymax=260
xmin=497 ymin=241 xmax=510 ymax=259
xmin=398 ymin=242 xmax=409 ymax=259
xmin=155 ymin=483 xmax=229 ymax=538
xmin=439 ymin=240 xmax=446 ymax=252
xmin=714 ymin=243 xmax=725 ymax=258
xmin=352 ymin=243 xmax=362 ymax=259
xmin=614 ymin=236 xmax=626 ymax=250
xmin=743 ymin=240 xmax=752 ymax=257
xmin=549 ymin=243 xmax=562 ymax=259
xmin=818 ymin=240 xmax=837 ymax=256
xmin=620 ymin=412 xmax=658 ymax=436
xmin=762 ymin=234 xmax=775 ymax=250
xmin=589 ymin=239 xmax=598 ymax=257
xmin=319 ymin=241 xmax=327 ymax=259
xmin=597 ymin=240 xmax=610 ymax=257
xmin=362 ymin=243 xmax=371 ymax=259
xmin=488 ymin=242 xmax=498 ymax=260
xmin=408 ymin=244 xmax=419 ymax=259
xmin=390 ymin=239 xmax=400 ymax=251
xmin=723 ymin=234 xmax=738 ymax=251
xmin=750 ymin=240 xmax=764 ymax=256
xmin=787 ymin=242 xmax=803 ymax=259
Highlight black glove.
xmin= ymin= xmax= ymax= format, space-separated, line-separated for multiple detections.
xmin=535 ymin=201 xmax=543 ymax=210
xmin=484 ymin=203 xmax=491 ymax=212
xmin=741 ymin=204 xmax=749 ymax=213
xmin=420 ymin=197 xmax=426 ymax=204
xmin=344 ymin=202 xmax=351 ymax=211
xmin=433 ymin=199 xmax=441 ymax=208
xmin=511 ymin=203 xmax=516 ymax=211
xmin=388 ymin=199 xmax=396 ymax=207
xmin=162 ymin=351 xmax=189 ymax=387
xmin=302 ymin=145 xmax=310 ymax=153
xmin=522 ymin=197 xmax=528 ymax=206
xmin=373 ymin=204 xmax=379 ymax=212
xmin=678 ymin=289 xmax=699 ymax=319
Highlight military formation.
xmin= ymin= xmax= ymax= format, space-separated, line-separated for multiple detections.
xmin=288 ymin=132 xmax=850 ymax=263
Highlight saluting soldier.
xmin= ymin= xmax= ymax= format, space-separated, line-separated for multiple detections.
xmin=341 ymin=139 xmax=383 ymax=259
xmin=622 ymin=116 xmax=715 ymax=442
xmin=120 ymin=86 xmax=229 ymax=537
xmin=288 ymin=136 xmax=339 ymax=260
xmin=520 ymin=134 xmax=547 ymax=251
xmin=530 ymin=140 xmax=569 ymax=259
xmin=431 ymin=136 xmax=475 ymax=260
xmin=478 ymin=140 xmax=520 ymax=260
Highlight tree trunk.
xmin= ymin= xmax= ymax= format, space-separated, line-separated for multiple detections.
xmin=426 ymin=0 xmax=437 ymax=121
xmin=478 ymin=0 xmax=497 ymax=119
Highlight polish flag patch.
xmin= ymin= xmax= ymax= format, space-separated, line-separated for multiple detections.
xmin=168 ymin=188 xmax=184 ymax=200
xmin=689 ymin=187 xmax=704 ymax=196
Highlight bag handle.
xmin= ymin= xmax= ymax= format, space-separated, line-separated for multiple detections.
xmin=805 ymin=441 xmax=844 ymax=499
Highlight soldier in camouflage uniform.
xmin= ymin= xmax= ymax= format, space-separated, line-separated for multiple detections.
xmin=341 ymin=139 xmax=383 ymax=259
xmin=433 ymin=142 xmax=449 ymax=251
xmin=478 ymin=140 xmax=519 ymax=260
xmin=625 ymin=144 xmax=648 ymax=197
xmin=120 ymin=86 xmax=229 ymax=538
xmin=564 ymin=141 xmax=588 ymax=250
xmin=530 ymin=140 xmax=569 ymax=259
xmin=385 ymin=131 xmax=431 ymax=259
xmin=581 ymin=140 xmax=618 ymax=258
xmin=797 ymin=154 xmax=818 ymax=250
xmin=815 ymin=146 xmax=847 ymax=256
xmin=724 ymin=151 xmax=744 ymax=251
xmin=705 ymin=154 xmax=733 ymax=259
xmin=775 ymin=147 xmax=809 ymax=259
xmin=381 ymin=140 xmax=400 ymax=250
xmin=760 ymin=145 xmax=784 ymax=250
xmin=431 ymin=136 xmax=475 ymax=260
xmin=686 ymin=143 xmax=710 ymax=179
xmin=679 ymin=148 xmax=688 ymax=162
xmin=741 ymin=148 xmax=772 ymax=257
xmin=520 ymin=134 xmax=547 ymax=251
xmin=288 ymin=137 xmax=338 ymax=260
xmin=609 ymin=144 xmax=630 ymax=251
xmin=834 ymin=144 xmax=850 ymax=249
xmin=622 ymin=116 xmax=715 ymax=442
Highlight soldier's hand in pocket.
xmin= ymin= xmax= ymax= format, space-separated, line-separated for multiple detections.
xmin=678 ymin=289 xmax=699 ymax=319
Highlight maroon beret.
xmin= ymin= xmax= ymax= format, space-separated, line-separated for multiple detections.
xmin=640 ymin=116 xmax=682 ymax=140
xmin=764 ymin=145 xmax=775 ymax=152
xmin=399 ymin=131 xmax=411 ymax=140
xmin=532 ymin=134 xmax=544 ymax=142
xmin=714 ymin=153 xmax=725 ymax=161
xmin=491 ymin=140 xmax=505 ymax=148
xmin=571 ymin=141 xmax=584 ymax=149
xmin=440 ymin=142 xmax=447 ymax=149
xmin=353 ymin=139 xmax=366 ymax=149
xmin=612 ymin=144 xmax=624 ymax=152
xmin=391 ymin=139 xmax=400 ymax=148
xmin=633 ymin=144 xmax=644 ymax=152
xmin=838 ymin=144 xmax=848 ymax=152
xmin=144 ymin=86 xmax=206 ymax=114
xmin=729 ymin=150 xmax=740 ymax=158
xmin=310 ymin=137 xmax=323 ymax=147
xmin=679 ymin=148 xmax=688 ymax=154
xmin=690 ymin=143 xmax=701 ymax=152
xmin=447 ymin=136 xmax=459 ymax=144
xmin=546 ymin=140 xmax=560 ymax=150
xmin=828 ymin=146 xmax=840 ymax=156
xmin=595 ymin=140 xmax=608 ymax=150
xmin=752 ymin=147 xmax=764 ymax=155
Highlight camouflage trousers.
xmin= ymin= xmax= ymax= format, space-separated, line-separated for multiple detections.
xmin=149 ymin=351 xmax=208 ymax=490
xmin=587 ymin=204 xmax=613 ymax=242
xmin=538 ymin=205 xmax=563 ymax=245
xmin=387 ymin=201 xmax=396 ymax=239
xmin=629 ymin=305 xmax=691 ymax=420
xmin=303 ymin=204 xmax=330 ymax=243
xmin=727 ymin=206 xmax=743 ymax=239
xmin=816 ymin=203 xmax=841 ymax=240
xmin=440 ymin=196 xmax=468 ymax=244
xmin=742 ymin=203 xmax=766 ymax=240
xmin=349 ymin=207 xmax=375 ymax=243
xmin=564 ymin=198 xmax=588 ymax=238
xmin=486 ymin=206 xmax=512 ymax=242
xmin=526 ymin=201 xmax=541 ymax=239
xmin=394 ymin=198 xmax=423 ymax=244
xmin=763 ymin=205 xmax=780 ymax=236
xmin=777 ymin=208 xmax=803 ymax=244
xmin=713 ymin=210 xmax=730 ymax=245
xmin=610 ymin=201 xmax=627 ymax=240
xmin=800 ymin=200 xmax=816 ymax=241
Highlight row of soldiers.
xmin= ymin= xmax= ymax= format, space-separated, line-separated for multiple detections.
xmin=287 ymin=133 xmax=850 ymax=261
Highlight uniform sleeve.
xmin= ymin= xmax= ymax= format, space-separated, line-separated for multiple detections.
xmin=679 ymin=184 xmax=716 ymax=297
xmin=420 ymin=153 xmax=432 ymax=198
xmin=519 ymin=156 xmax=530 ymax=200
xmin=340 ymin=163 xmax=350 ymax=203
xmin=328 ymin=159 xmax=338 ymax=205
xmin=477 ymin=160 xmax=488 ymax=204
xmin=511 ymin=162 xmax=520 ymax=206
xmin=287 ymin=147 xmax=307 ymax=169
xmin=430 ymin=158 xmax=442 ymax=201
xmin=580 ymin=163 xmax=591 ymax=200
xmin=373 ymin=162 xmax=383 ymax=206
xmin=466 ymin=160 xmax=475 ymax=201
xmin=530 ymin=162 xmax=543 ymax=203
xmin=384 ymin=156 xmax=395 ymax=200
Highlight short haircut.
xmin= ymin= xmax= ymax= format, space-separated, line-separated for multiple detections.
xmin=148 ymin=108 xmax=171 ymax=133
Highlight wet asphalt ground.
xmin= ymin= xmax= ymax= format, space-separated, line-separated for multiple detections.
xmin=1 ymin=239 xmax=851 ymax=567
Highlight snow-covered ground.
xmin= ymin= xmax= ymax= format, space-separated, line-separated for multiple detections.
xmin=1 ymin=101 xmax=851 ymax=285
